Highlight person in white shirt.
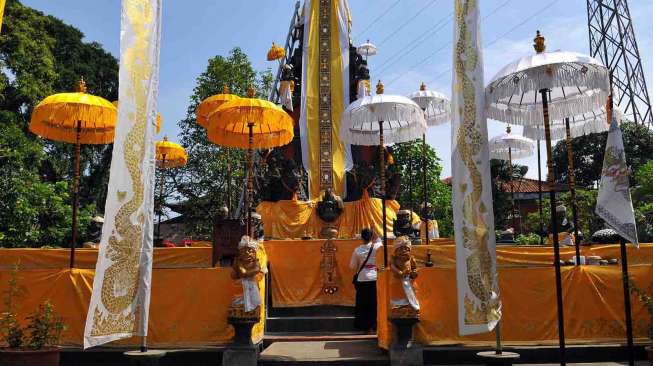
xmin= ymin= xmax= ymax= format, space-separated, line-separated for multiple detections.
xmin=349 ymin=228 xmax=382 ymax=332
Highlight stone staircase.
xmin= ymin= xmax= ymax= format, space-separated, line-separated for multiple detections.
xmin=260 ymin=305 xmax=389 ymax=365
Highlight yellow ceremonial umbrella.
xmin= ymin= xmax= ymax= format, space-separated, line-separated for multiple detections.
xmin=206 ymin=87 xmax=294 ymax=236
xmin=112 ymin=100 xmax=162 ymax=134
xmin=195 ymin=85 xmax=240 ymax=128
xmin=266 ymin=42 xmax=285 ymax=61
xmin=29 ymin=78 xmax=117 ymax=268
xmin=155 ymin=136 xmax=187 ymax=241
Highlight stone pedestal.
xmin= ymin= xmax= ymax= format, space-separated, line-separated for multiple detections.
xmin=222 ymin=314 xmax=260 ymax=366
xmin=389 ymin=316 xmax=423 ymax=366
xmin=476 ymin=351 xmax=520 ymax=366
xmin=123 ymin=350 xmax=166 ymax=366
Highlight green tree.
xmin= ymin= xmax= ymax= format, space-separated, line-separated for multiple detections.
xmin=552 ymin=122 xmax=653 ymax=187
xmin=490 ymin=159 xmax=528 ymax=231
xmin=390 ymin=142 xmax=453 ymax=237
xmin=170 ymin=48 xmax=273 ymax=238
xmin=523 ymin=189 xmax=599 ymax=242
xmin=634 ymin=161 xmax=653 ymax=242
xmin=0 ymin=0 xmax=118 ymax=246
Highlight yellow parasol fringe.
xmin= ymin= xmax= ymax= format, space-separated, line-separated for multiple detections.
xmin=156 ymin=136 xmax=187 ymax=169
xmin=206 ymin=98 xmax=294 ymax=149
xmin=30 ymin=92 xmax=117 ymax=145
xmin=196 ymin=85 xmax=240 ymax=128
xmin=267 ymin=42 xmax=286 ymax=61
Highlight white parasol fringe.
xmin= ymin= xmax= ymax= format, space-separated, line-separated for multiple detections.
xmin=487 ymin=89 xmax=609 ymax=126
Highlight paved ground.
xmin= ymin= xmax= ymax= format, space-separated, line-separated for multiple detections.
xmin=259 ymin=339 xmax=387 ymax=363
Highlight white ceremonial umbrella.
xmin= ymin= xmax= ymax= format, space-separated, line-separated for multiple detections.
xmin=408 ymin=82 xmax=451 ymax=245
xmin=485 ymin=31 xmax=611 ymax=359
xmin=408 ymin=82 xmax=451 ymax=126
xmin=341 ymin=80 xmax=426 ymax=266
xmin=489 ymin=126 xmax=535 ymax=233
xmin=357 ymin=40 xmax=378 ymax=59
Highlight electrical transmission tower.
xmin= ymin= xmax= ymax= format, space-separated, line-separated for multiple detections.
xmin=587 ymin=0 xmax=652 ymax=126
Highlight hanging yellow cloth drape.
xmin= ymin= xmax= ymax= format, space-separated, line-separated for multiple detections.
xmin=256 ymin=191 xmax=397 ymax=239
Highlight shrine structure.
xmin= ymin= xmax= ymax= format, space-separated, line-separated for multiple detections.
xmin=253 ymin=0 xmax=414 ymax=241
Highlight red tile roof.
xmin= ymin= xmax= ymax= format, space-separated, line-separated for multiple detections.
xmin=441 ymin=176 xmax=568 ymax=193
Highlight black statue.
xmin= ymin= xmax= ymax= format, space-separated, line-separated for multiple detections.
xmin=393 ymin=210 xmax=419 ymax=239
xmin=316 ymin=188 xmax=344 ymax=223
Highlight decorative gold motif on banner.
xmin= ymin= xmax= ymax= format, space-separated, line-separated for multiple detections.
xmin=90 ymin=0 xmax=155 ymax=337
xmin=454 ymin=0 xmax=500 ymax=326
xmin=320 ymin=239 xmax=339 ymax=294
xmin=318 ymin=0 xmax=333 ymax=190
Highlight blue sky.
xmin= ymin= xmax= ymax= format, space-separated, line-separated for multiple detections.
xmin=21 ymin=0 xmax=653 ymax=179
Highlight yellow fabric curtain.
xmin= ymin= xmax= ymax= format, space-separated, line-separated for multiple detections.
xmin=0 ymin=247 xmax=267 ymax=347
xmin=0 ymin=247 xmax=215 ymax=269
xmin=256 ymin=192 xmax=398 ymax=239
xmin=378 ymin=264 xmax=653 ymax=349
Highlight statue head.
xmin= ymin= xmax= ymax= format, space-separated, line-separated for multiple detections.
xmin=393 ymin=236 xmax=412 ymax=261
xmin=237 ymin=235 xmax=258 ymax=263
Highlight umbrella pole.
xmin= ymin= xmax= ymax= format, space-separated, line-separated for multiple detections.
xmin=408 ymin=155 xmax=414 ymax=216
xmin=537 ymin=139 xmax=544 ymax=245
xmin=156 ymin=154 xmax=166 ymax=243
xmin=247 ymin=122 xmax=254 ymax=238
xmin=379 ymin=120 xmax=388 ymax=267
xmin=564 ymin=118 xmax=581 ymax=265
xmin=540 ymin=89 xmax=566 ymax=366
xmin=422 ymin=133 xmax=429 ymax=246
xmin=508 ymin=147 xmax=517 ymax=234
xmin=619 ymin=237 xmax=635 ymax=366
xmin=70 ymin=121 xmax=81 ymax=269
xmin=227 ymin=148 xmax=232 ymax=218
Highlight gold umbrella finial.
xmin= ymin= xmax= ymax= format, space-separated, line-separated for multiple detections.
xmin=76 ymin=77 xmax=87 ymax=93
xmin=376 ymin=80 xmax=384 ymax=95
xmin=534 ymin=30 xmax=546 ymax=54
xmin=420 ymin=82 xmax=427 ymax=91
xmin=163 ymin=135 xmax=169 ymax=142
xmin=247 ymin=86 xmax=256 ymax=98
xmin=223 ymin=85 xmax=230 ymax=94
xmin=506 ymin=125 xmax=511 ymax=134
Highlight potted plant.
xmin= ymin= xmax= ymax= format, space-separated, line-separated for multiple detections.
xmin=632 ymin=284 xmax=653 ymax=364
xmin=0 ymin=268 xmax=65 ymax=366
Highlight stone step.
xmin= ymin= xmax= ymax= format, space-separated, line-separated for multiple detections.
xmin=266 ymin=315 xmax=357 ymax=333
xmin=259 ymin=340 xmax=389 ymax=366
xmin=267 ymin=305 xmax=355 ymax=317
xmin=264 ymin=332 xmax=376 ymax=348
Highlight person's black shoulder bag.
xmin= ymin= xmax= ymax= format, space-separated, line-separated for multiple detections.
xmin=352 ymin=244 xmax=374 ymax=286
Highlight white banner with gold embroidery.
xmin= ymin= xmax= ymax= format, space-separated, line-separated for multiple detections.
xmin=84 ymin=0 xmax=161 ymax=349
xmin=451 ymin=0 xmax=501 ymax=335
xmin=596 ymin=117 xmax=639 ymax=247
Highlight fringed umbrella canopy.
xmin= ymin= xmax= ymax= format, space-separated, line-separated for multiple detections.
xmin=112 ymin=100 xmax=161 ymax=134
xmin=356 ymin=41 xmax=378 ymax=57
xmin=341 ymin=82 xmax=426 ymax=146
xmin=267 ymin=42 xmax=286 ymax=61
xmin=486 ymin=33 xmax=610 ymax=127
xmin=156 ymin=136 xmax=187 ymax=169
xmin=30 ymin=79 xmax=117 ymax=145
xmin=206 ymin=94 xmax=294 ymax=149
xmin=408 ymin=82 xmax=451 ymax=126
xmin=522 ymin=107 xmax=622 ymax=141
xmin=196 ymin=85 xmax=240 ymax=128
xmin=489 ymin=127 xmax=536 ymax=160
